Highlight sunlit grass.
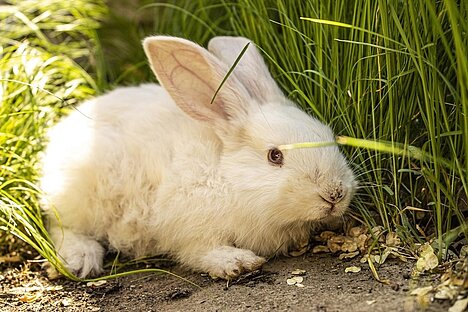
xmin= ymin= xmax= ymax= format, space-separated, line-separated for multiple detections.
xmin=200 ymin=0 xmax=467 ymax=258
xmin=0 ymin=0 xmax=105 ymax=280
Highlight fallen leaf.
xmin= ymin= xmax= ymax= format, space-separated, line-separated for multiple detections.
xmin=62 ymin=298 xmax=72 ymax=307
xmin=87 ymin=280 xmax=107 ymax=287
xmin=295 ymin=283 xmax=305 ymax=288
xmin=341 ymin=240 xmax=358 ymax=253
xmin=319 ymin=231 xmax=336 ymax=241
xmin=385 ymin=232 xmax=401 ymax=247
xmin=19 ymin=293 xmax=41 ymax=303
xmin=345 ymin=266 xmax=361 ymax=273
xmin=449 ymin=298 xmax=468 ymax=312
xmin=460 ymin=245 xmax=468 ymax=258
xmin=366 ymin=300 xmax=377 ymax=305
xmin=286 ymin=276 xmax=304 ymax=285
xmin=372 ymin=247 xmax=392 ymax=265
xmin=291 ymin=269 xmax=306 ymax=276
xmin=410 ymin=286 xmax=433 ymax=296
xmin=371 ymin=226 xmax=385 ymax=238
xmin=286 ymin=278 xmax=296 ymax=285
xmin=452 ymin=277 xmax=468 ymax=288
xmin=356 ymin=234 xmax=369 ymax=251
xmin=327 ymin=242 xmax=342 ymax=253
xmin=292 ymin=276 xmax=303 ymax=283
xmin=46 ymin=285 xmax=64 ymax=292
xmin=339 ymin=251 xmax=360 ymax=260
xmin=348 ymin=226 xmax=366 ymax=237
xmin=329 ymin=235 xmax=346 ymax=244
xmin=434 ymin=286 xmax=458 ymax=300
xmin=415 ymin=244 xmax=438 ymax=273
xmin=312 ymin=245 xmax=330 ymax=253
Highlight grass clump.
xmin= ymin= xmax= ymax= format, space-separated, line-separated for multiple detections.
xmin=193 ymin=0 xmax=467 ymax=257
xmin=0 ymin=0 xmax=107 ymax=279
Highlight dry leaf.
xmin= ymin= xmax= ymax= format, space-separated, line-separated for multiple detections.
xmin=416 ymin=244 xmax=438 ymax=273
xmin=356 ymin=234 xmax=369 ymax=251
xmin=371 ymin=226 xmax=385 ymax=237
xmin=286 ymin=276 xmax=304 ymax=285
xmin=327 ymin=242 xmax=342 ymax=253
xmin=372 ymin=247 xmax=392 ymax=265
xmin=312 ymin=245 xmax=330 ymax=253
xmin=449 ymin=298 xmax=468 ymax=312
xmin=385 ymin=232 xmax=401 ymax=247
xmin=360 ymin=254 xmax=369 ymax=263
xmin=452 ymin=277 xmax=468 ymax=288
xmin=341 ymin=240 xmax=358 ymax=253
xmin=339 ymin=251 xmax=360 ymax=260
xmin=388 ymin=249 xmax=409 ymax=262
xmin=319 ymin=231 xmax=336 ymax=241
xmin=19 ymin=293 xmax=41 ymax=303
xmin=329 ymin=235 xmax=346 ymax=244
xmin=291 ymin=269 xmax=306 ymax=276
xmin=293 ymin=276 xmax=303 ymax=283
xmin=348 ymin=226 xmax=366 ymax=237
xmin=367 ymin=256 xmax=390 ymax=284
xmin=434 ymin=286 xmax=458 ymax=300
xmin=296 ymin=283 xmax=305 ymax=288
xmin=62 ymin=298 xmax=72 ymax=307
xmin=87 ymin=280 xmax=107 ymax=287
xmin=460 ymin=245 xmax=468 ymax=258
xmin=286 ymin=278 xmax=296 ymax=285
xmin=410 ymin=286 xmax=433 ymax=296
xmin=345 ymin=266 xmax=361 ymax=273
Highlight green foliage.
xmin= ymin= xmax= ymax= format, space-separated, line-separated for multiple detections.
xmin=0 ymin=0 xmax=106 ymax=279
xmin=172 ymin=0 xmax=467 ymax=254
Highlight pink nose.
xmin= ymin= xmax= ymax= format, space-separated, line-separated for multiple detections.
xmin=320 ymin=184 xmax=345 ymax=204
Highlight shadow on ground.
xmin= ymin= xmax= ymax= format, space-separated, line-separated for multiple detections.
xmin=1 ymin=253 xmax=448 ymax=311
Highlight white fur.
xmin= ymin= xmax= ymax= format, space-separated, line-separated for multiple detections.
xmin=41 ymin=36 xmax=356 ymax=279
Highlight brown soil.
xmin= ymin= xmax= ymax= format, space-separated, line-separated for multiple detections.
xmin=1 ymin=253 xmax=449 ymax=312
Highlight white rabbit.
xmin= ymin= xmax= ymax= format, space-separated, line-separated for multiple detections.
xmin=40 ymin=36 xmax=356 ymax=279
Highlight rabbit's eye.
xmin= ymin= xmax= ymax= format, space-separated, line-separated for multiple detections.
xmin=268 ymin=148 xmax=284 ymax=166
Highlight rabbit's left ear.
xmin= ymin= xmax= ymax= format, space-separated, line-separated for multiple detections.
xmin=143 ymin=36 xmax=252 ymax=125
xmin=208 ymin=36 xmax=286 ymax=104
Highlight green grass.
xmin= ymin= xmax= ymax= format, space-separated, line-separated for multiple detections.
xmin=0 ymin=0 xmax=466 ymax=280
xmin=199 ymin=0 xmax=467 ymax=257
xmin=0 ymin=0 xmax=107 ymax=279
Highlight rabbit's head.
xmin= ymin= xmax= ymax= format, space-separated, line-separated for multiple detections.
xmin=143 ymin=36 xmax=356 ymax=223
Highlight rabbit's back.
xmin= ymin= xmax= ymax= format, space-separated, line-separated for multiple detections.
xmin=41 ymin=84 xmax=219 ymax=255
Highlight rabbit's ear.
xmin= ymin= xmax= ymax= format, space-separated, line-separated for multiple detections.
xmin=143 ymin=36 xmax=251 ymax=123
xmin=208 ymin=36 xmax=285 ymax=104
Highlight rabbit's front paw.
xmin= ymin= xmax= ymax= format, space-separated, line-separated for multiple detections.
xmin=55 ymin=233 xmax=105 ymax=278
xmin=201 ymin=246 xmax=266 ymax=280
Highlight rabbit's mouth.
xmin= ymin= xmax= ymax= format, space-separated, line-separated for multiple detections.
xmin=319 ymin=201 xmax=348 ymax=219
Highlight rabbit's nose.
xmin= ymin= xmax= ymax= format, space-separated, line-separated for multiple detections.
xmin=329 ymin=188 xmax=344 ymax=203
xmin=320 ymin=183 xmax=345 ymax=204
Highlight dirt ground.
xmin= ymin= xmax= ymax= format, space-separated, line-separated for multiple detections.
xmin=1 ymin=253 xmax=450 ymax=312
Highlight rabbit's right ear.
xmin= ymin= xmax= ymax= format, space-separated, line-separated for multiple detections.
xmin=143 ymin=36 xmax=251 ymax=124
xmin=208 ymin=36 xmax=286 ymax=104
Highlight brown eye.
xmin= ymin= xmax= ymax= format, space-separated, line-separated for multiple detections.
xmin=267 ymin=148 xmax=284 ymax=166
